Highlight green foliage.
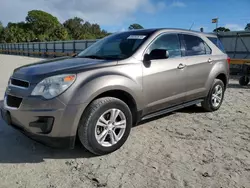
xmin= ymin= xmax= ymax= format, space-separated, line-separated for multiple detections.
xmin=63 ymin=18 xmax=109 ymax=40
xmin=49 ymin=26 xmax=69 ymax=41
xmin=63 ymin=17 xmax=84 ymax=40
xmin=0 ymin=10 xmax=110 ymax=43
xmin=128 ymin=23 xmax=144 ymax=30
xmin=0 ymin=21 xmax=4 ymax=42
xmin=3 ymin=24 xmax=26 ymax=43
xmin=245 ymin=23 xmax=250 ymax=31
xmin=213 ymin=27 xmax=230 ymax=32
xmin=26 ymin=10 xmax=60 ymax=36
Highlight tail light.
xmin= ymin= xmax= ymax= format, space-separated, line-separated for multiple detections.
xmin=227 ymin=57 xmax=231 ymax=64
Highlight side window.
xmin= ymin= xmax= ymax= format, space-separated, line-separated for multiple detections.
xmin=204 ymin=42 xmax=212 ymax=54
xmin=147 ymin=34 xmax=181 ymax=58
xmin=183 ymin=34 xmax=211 ymax=56
xmin=208 ymin=37 xmax=226 ymax=53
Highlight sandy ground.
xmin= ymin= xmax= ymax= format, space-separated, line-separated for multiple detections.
xmin=0 ymin=54 xmax=249 ymax=188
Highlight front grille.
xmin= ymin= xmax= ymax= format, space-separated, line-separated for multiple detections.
xmin=6 ymin=95 xmax=22 ymax=108
xmin=11 ymin=78 xmax=29 ymax=88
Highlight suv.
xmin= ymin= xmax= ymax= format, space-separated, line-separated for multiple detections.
xmin=1 ymin=29 xmax=229 ymax=155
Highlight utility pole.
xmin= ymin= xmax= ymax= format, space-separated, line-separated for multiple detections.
xmin=212 ymin=17 xmax=219 ymax=34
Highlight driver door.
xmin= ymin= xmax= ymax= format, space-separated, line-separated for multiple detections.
xmin=142 ymin=33 xmax=187 ymax=115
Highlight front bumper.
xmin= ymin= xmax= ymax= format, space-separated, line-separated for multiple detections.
xmin=1 ymin=95 xmax=86 ymax=149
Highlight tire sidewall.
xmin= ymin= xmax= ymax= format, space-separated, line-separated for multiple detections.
xmin=207 ymin=79 xmax=225 ymax=111
xmin=85 ymin=99 xmax=132 ymax=154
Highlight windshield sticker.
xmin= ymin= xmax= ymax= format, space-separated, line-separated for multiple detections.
xmin=127 ymin=35 xmax=146 ymax=40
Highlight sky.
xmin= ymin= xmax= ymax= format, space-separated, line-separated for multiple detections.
xmin=0 ymin=0 xmax=249 ymax=32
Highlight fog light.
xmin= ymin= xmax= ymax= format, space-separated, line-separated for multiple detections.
xmin=29 ymin=116 xmax=54 ymax=134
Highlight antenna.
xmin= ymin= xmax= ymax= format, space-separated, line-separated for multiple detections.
xmin=189 ymin=22 xmax=194 ymax=30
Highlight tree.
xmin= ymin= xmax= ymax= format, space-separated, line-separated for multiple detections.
xmin=49 ymin=26 xmax=69 ymax=41
xmin=245 ymin=23 xmax=250 ymax=31
xmin=0 ymin=10 xmax=110 ymax=43
xmin=0 ymin=21 xmax=4 ymax=42
xmin=63 ymin=17 xmax=84 ymax=40
xmin=3 ymin=24 xmax=26 ymax=43
xmin=213 ymin=27 xmax=230 ymax=32
xmin=26 ymin=10 xmax=60 ymax=37
xmin=64 ymin=18 xmax=109 ymax=40
xmin=128 ymin=24 xmax=144 ymax=30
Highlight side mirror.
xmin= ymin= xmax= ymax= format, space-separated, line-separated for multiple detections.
xmin=150 ymin=49 xmax=169 ymax=60
xmin=143 ymin=54 xmax=151 ymax=62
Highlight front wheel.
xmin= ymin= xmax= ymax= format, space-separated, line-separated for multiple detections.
xmin=78 ymin=97 xmax=132 ymax=155
xmin=202 ymin=79 xmax=225 ymax=112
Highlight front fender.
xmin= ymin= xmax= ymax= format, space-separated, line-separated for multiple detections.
xmin=66 ymin=73 xmax=144 ymax=110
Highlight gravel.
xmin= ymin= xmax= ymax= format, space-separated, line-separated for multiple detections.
xmin=0 ymin=54 xmax=249 ymax=188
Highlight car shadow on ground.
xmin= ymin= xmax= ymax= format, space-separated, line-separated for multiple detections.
xmin=0 ymin=100 xmax=98 ymax=164
xmin=227 ymin=83 xmax=250 ymax=89
xmin=0 ymin=120 xmax=97 ymax=164
xmin=0 ymin=100 xmax=206 ymax=164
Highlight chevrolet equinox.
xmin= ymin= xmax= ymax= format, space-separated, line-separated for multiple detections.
xmin=1 ymin=29 xmax=230 ymax=155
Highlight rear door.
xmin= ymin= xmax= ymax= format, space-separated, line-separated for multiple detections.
xmin=180 ymin=34 xmax=214 ymax=101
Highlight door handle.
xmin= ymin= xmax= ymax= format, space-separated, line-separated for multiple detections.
xmin=208 ymin=58 xmax=213 ymax=63
xmin=177 ymin=63 xmax=186 ymax=69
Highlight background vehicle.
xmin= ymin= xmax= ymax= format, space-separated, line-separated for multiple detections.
xmin=1 ymin=28 xmax=229 ymax=155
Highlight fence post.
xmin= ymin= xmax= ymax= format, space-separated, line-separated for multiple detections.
xmin=53 ymin=41 xmax=56 ymax=58
xmin=32 ymin=42 xmax=34 ymax=57
xmin=62 ymin=41 xmax=64 ymax=56
xmin=45 ymin=42 xmax=48 ymax=57
xmin=85 ymin=41 xmax=88 ymax=50
xmin=38 ymin=42 xmax=41 ymax=57
xmin=73 ymin=40 xmax=76 ymax=54
xmin=28 ymin=42 xmax=30 ymax=56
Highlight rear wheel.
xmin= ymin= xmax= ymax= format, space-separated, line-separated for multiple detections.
xmin=202 ymin=79 xmax=225 ymax=112
xmin=78 ymin=97 xmax=132 ymax=155
xmin=239 ymin=76 xmax=249 ymax=86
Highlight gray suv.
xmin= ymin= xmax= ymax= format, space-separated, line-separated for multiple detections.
xmin=1 ymin=29 xmax=230 ymax=155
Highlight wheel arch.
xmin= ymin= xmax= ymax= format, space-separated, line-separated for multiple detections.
xmin=205 ymin=61 xmax=229 ymax=95
xmin=89 ymin=89 xmax=139 ymax=125
xmin=215 ymin=73 xmax=228 ymax=88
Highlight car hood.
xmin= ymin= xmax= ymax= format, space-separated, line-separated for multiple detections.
xmin=12 ymin=56 xmax=117 ymax=83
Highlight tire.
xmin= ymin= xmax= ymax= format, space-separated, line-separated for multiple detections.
xmin=239 ymin=76 xmax=249 ymax=86
xmin=201 ymin=79 xmax=225 ymax=112
xmin=78 ymin=97 xmax=132 ymax=155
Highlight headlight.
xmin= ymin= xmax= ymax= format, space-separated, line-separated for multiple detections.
xmin=31 ymin=74 xmax=76 ymax=99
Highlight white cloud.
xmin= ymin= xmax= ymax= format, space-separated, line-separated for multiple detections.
xmin=0 ymin=0 xmax=167 ymax=26
xmin=224 ymin=24 xmax=244 ymax=31
xmin=171 ymin=1 xmax=186 ymax=7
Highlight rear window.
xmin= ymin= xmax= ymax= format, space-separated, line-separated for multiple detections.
xmin=182 ymin=34 xmax=211 ymax=56
xmin=208 ymin=37 xmax=226 ymax=53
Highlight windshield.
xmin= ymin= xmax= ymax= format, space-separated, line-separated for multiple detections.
xmin=77 ymin=31 xmax=153 ymax=60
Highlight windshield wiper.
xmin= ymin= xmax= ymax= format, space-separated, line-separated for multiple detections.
xmin=78 ymin=55 xmax=106 ymax=60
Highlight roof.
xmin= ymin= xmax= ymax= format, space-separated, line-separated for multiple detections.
xmin=120 ymin=28 xmax=217 ymax=37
